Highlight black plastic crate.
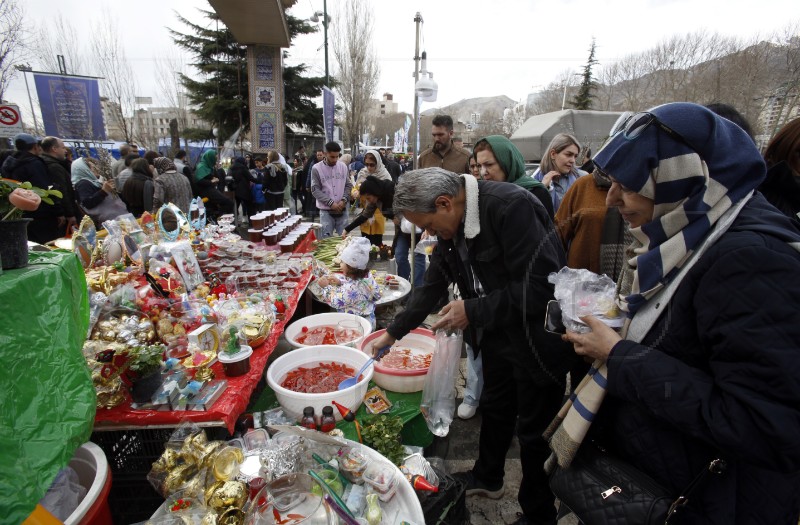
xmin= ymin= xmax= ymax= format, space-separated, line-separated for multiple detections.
xmin=91 ymin=427 xmax=229 ymax=524
xmin=92 ymin=428 xmax=174 ymax=474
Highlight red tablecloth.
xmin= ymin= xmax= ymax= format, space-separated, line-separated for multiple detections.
xmin=94 ymin=268 xmax=313 ymax=434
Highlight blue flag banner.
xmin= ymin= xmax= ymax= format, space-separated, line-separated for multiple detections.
xmin=33 ymin=73 xmax=106 ymax=140
xmin=323 ymin=87 xmax=335 ymax=144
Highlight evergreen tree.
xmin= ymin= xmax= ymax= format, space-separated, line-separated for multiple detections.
xmin=572 ymin=38 xmax=598 ymax=110
xmin=169 ymin=10 xmax=325 ymax=143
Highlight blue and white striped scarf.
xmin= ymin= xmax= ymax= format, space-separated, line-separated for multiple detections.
xmin=544 ymin=102 xmax=770 ymax=471
xmin=595 ymin=102 xmax=767 ymax=317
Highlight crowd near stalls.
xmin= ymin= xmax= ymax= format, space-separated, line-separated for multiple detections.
xmin=3 ymin=103 xmax=800 ymax=525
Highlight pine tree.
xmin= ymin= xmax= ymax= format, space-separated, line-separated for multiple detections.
xmin=572 ymin=38 xmax=599 ymax=110
xmin=169 ymin=10 xmax=325 ymax=143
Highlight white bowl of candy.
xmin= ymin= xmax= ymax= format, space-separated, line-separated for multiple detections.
xmin=284 ymin=312 xmax=372 ymax=349
xmin=266 ymin=345 xmax=372 ymax=422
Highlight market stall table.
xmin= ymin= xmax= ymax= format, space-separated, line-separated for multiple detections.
xmin=91 ymin=263 xmax=313 ymax=523
xmin=93 ymin=268 xmax=313 ymax=433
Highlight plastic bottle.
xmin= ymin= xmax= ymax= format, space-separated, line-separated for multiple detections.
xmin=320 ymin=405 xmax=336 ymax=432
xmin=300 ymin=406 xmax=317 ymax=430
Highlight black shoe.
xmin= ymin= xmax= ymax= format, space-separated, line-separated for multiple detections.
xmin=511 ymin=513 xmax=530 ymax=525
xmin=453 ymin=471 xmax=505 ymax=499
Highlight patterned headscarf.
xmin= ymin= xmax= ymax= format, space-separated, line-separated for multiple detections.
xmin=593 ymin=102 xmax=766 ymax=316
xmin=154 ymin=157 xmax=176 ymax=175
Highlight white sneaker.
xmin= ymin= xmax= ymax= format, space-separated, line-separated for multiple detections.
xmin=457 ymin=402 xmax=478 ymax=420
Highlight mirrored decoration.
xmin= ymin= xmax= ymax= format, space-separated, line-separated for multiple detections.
xmin=102 ymin=237 xmax=125 ymax=265
xmin=190 ymin=198 xmax=207 ymax=230
xmin=73 ymin=234 xmax=94 ymax=269
xmin=123 ymin=234 xmax=142 ymax=265
xmin=156 ymin=204 xmax=188 ymax=242
xmin=76 ymin=215 xmax=97 ymax=248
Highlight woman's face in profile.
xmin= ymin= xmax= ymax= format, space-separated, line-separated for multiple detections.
xmin=605 ymin=178 xmax=654 ymax=228
xmin=551 ymin=144 xmax=580 ymax=174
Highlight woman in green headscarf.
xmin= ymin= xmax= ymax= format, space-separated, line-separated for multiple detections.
xmin=193 ymin=149 xmax=234 ymax=219
xmin=194 ymin=149 xmax=217 ymax=182
xmin=473 ymin=135 xmax=554 ymax=218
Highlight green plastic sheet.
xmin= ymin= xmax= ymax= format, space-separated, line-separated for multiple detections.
xmin=252 ymin=383 xmax=433 ymax=448
xmin=0 ymin=250 xmax=95 ymax=524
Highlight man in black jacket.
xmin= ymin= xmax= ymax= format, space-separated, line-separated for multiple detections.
xmin=41 ymin=136 xmax=78 ymax=235
xmin=368 ymin=168 xmax=575 ymax=524
xmin=1 ymin=133 xmax=66 ymax=243
xmin=378 ymin=148 xmax=402 ymax=183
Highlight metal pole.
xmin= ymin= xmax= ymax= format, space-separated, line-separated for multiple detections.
xmin=561 ymin=82 xmax=568 ymax=111
xmin=409 ymin=12 xmax=422 ymax=290
xmin=323 ymin=0 xmax=329 ymax=87
xmin=21 ymin=70 xmax=39 ymax=133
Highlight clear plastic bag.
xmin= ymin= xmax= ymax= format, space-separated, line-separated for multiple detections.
xmin=419 ymin=328 xmax=462 ymax=437
xmin=39 ymin=467 xmax=87 ymax=521
xmin=414 ymin=236 xmax=438 ymax=255
xmin=547 ymin=267 xmax=624 ymax=333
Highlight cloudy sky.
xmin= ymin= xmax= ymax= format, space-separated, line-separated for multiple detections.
xmin=5 ymin=0 xmax=797 ymax=124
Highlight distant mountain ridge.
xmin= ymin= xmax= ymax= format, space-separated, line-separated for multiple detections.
xmin=421 ymin=95 xmax=517 ymax=123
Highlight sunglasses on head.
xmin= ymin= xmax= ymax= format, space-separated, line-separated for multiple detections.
xmin=616 ymin=112 xmax=702 ymax=158
xmin=594 ymin=111 xmax=704 ymax=183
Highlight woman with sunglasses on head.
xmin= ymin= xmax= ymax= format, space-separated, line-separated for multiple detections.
xmin=349 ymin=149 xmax=392 ymax=245
xmin=533 ymin=133 xmax=586 ymax=212
xmin=548 ymin=103 xmax=800 ymax=524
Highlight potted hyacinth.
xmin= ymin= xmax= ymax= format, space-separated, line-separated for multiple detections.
xmin=0 ymin=178 xmax=63 ymax=269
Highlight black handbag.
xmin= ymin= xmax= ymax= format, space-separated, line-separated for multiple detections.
xmin=549 ymin=444 xmax=726 ymax=525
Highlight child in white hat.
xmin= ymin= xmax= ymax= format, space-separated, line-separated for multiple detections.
xmin=316 ymin=237 xmax=381 ymax=328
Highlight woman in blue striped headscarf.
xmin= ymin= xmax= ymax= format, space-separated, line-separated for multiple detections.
xmin=548 ymin=103 xmax=800 ymax=524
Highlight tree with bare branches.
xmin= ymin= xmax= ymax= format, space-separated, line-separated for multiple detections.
xmin=331 ymin=0 xmax=380 ymax=151
xmin=32 ymin=14 xmax=86 ymax=76
xmin=0 ymin=0 xmax=27 ymax=103
xmin=89 ymin=9 xmax=138 ymax=143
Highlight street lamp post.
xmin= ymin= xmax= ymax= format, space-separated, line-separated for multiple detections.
xmin=311 ymin=2 xmax=331 ymax=87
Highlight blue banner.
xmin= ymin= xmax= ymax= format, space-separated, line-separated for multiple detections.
xmin=323 ymin=86 xmax=335 ymax=144
xmin=33 ymin=73 xmax=106 ymax=140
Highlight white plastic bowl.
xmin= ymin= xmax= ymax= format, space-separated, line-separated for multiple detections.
xmin=360 ymin=329 xmax=435 ymax=393
xmin=284 ymin=313 xmax=372 ymax=349
xmin=266 ymin=345 xmax=373 ymax=422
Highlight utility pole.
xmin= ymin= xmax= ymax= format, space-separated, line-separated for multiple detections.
xmin=411 ymin=12 xmax=422 ymax=170
xmin=409 ymin=12 xmax=423 ymax=289
xmin=323 ymin=0 xmax=329 ymax=87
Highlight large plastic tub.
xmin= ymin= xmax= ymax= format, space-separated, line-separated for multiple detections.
xmin=266 ymin=345 xmax=372 ymax=422
xmin=359 ymin=328 xmax=434 ymax=393
xmin=65 ymin=442 xmax=113 ymax=525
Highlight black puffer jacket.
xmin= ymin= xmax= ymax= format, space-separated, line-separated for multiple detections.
xmin=596 ymin=194 xmax=800 ymax=524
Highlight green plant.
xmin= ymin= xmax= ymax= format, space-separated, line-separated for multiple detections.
xmin=361 ymin=415 xmax=405 ymax=466
xmin=0 ymin=179 xmax=63 ymax=221
xmin=224 ymin=326 xmax=240 ymax=355
xmin=126 ymin=344 xmax=166 ymax=377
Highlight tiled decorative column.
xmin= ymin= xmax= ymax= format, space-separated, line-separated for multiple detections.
xmin=247 ymin=45 xmax=284 ymax=154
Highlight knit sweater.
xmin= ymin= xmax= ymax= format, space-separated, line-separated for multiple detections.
xmin=554 ymin=174 xmax=609 ymax=275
